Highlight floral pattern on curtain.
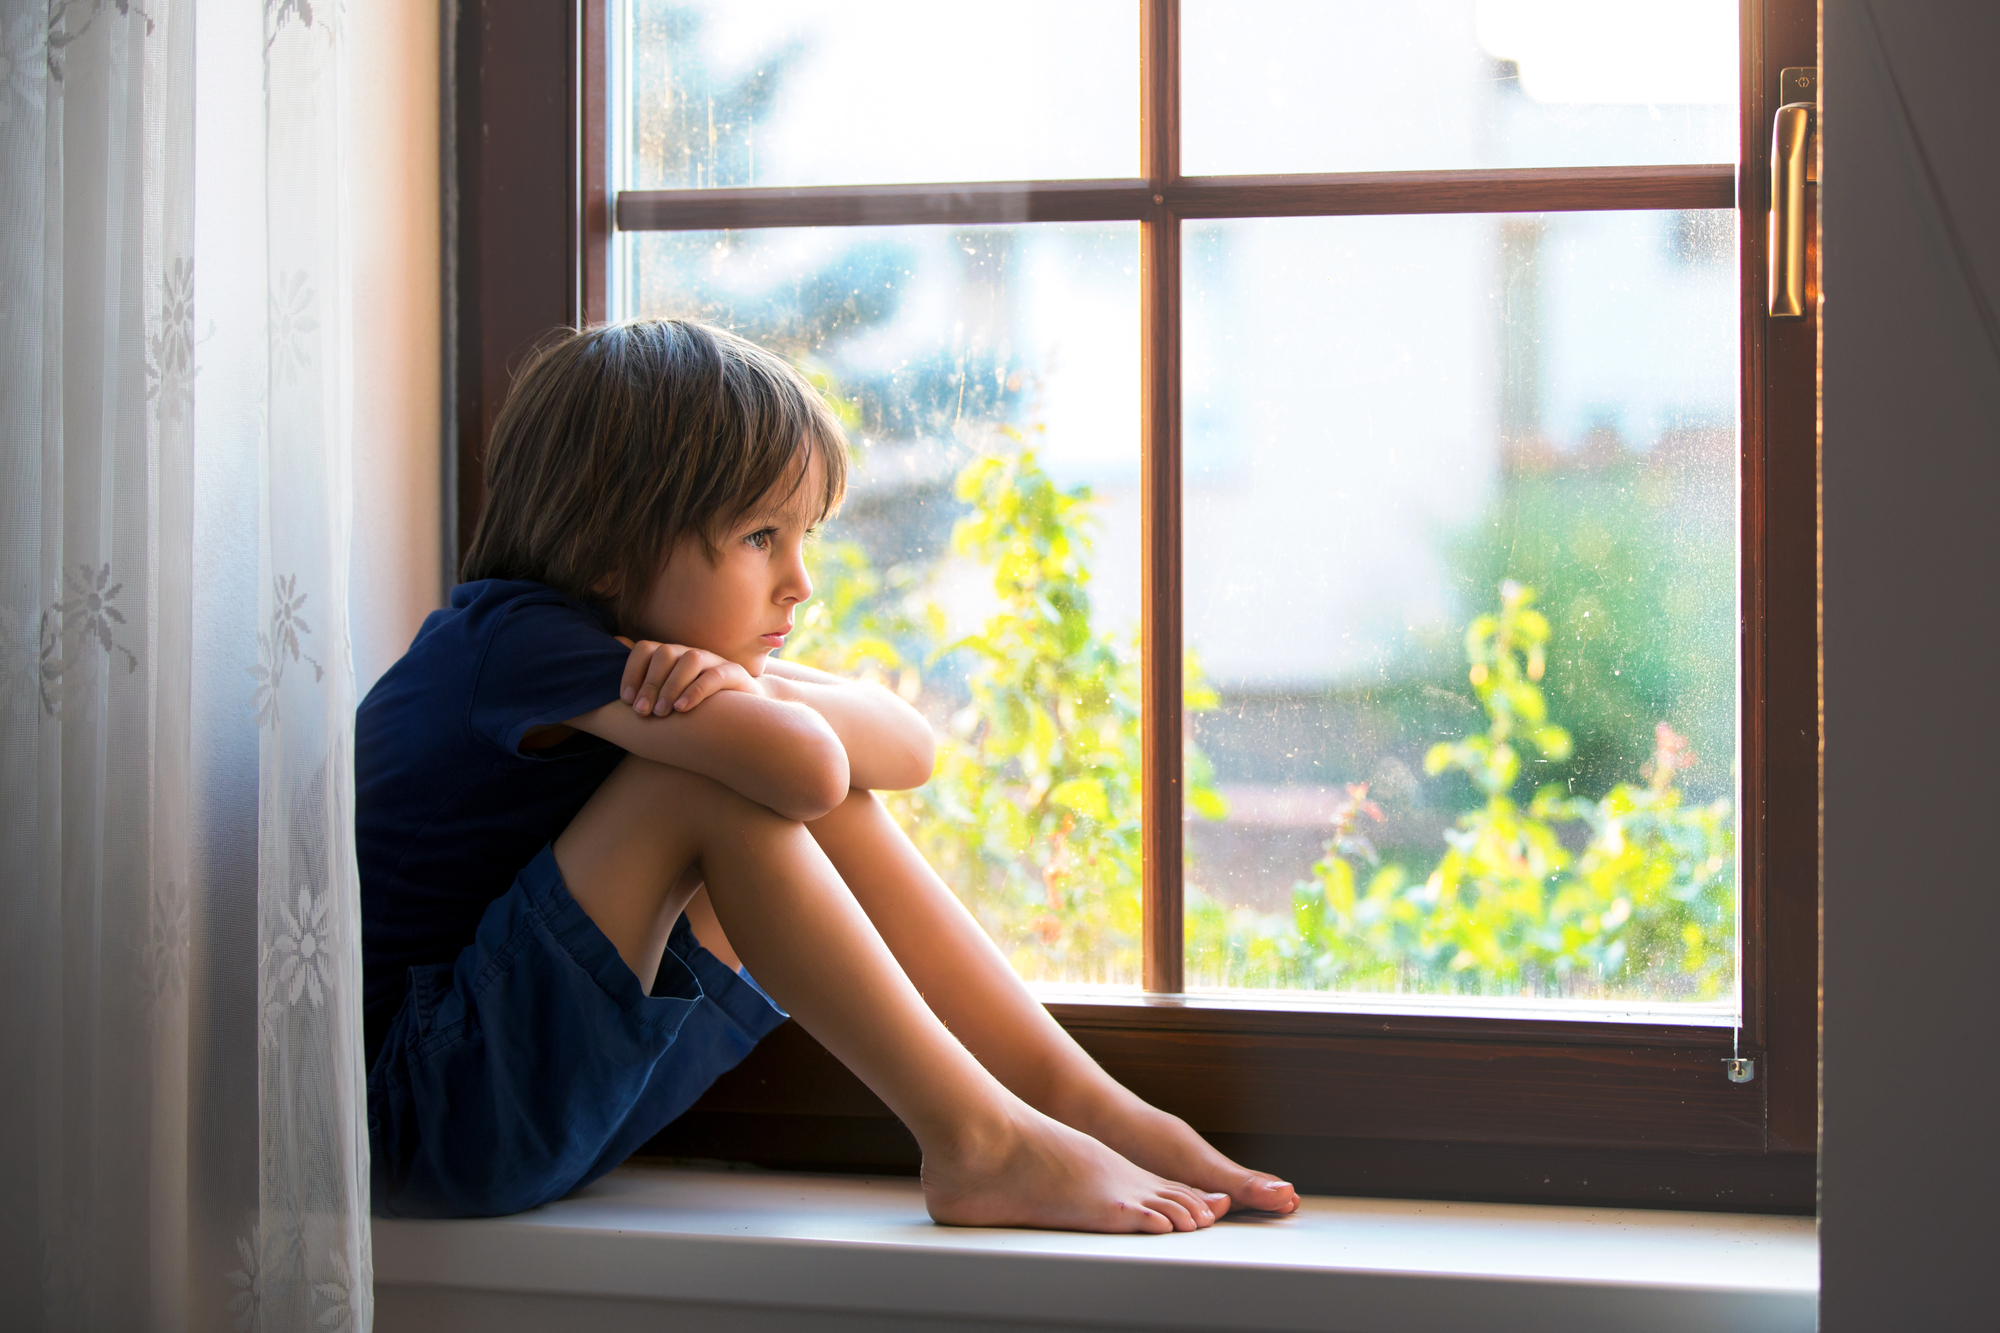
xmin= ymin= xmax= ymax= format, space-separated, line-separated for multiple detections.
xmin=0 ymin=0 xmax=371 ymax=1328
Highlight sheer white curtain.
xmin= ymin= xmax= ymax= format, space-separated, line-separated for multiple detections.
xmin=1 ymin=1 xmax=372 ymax=1329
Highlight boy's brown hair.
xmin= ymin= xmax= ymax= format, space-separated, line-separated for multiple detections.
xmin=462 ymin=318 xmax=849 ymax=631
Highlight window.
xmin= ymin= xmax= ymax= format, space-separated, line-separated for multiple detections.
xmin=452 ymin=0 xmax=1818 ymax=1209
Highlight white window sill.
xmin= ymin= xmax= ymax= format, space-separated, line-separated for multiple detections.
xmin=372 ymin=1163 xmax=1817 ymax=1333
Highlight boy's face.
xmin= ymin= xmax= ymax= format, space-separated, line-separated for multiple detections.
xmin=633 ymin=451 xmax=824 ymax=675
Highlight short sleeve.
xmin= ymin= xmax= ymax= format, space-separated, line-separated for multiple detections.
xmin=466 ymin=594 xmax=630 ymax=756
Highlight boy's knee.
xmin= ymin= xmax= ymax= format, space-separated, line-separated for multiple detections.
xmin=611 ymin=754 xmax=808 ymax=838
xmin=808 ymin=786 xmax=881 ymax=826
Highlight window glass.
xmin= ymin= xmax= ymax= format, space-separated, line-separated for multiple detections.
xmin=1180 ymin=210 xmax=1738 ymax=1009
xmin=622 ymin=0 xmax=1139 ymax=190
xmin=627 ymin=223 xmax=1145 ymax=984
xmin=1182 ymin=0 xmax=1738 ymax=176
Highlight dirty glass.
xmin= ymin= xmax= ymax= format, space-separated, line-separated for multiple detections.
xmin=621 ymin=0 xmax=1138 ymax=190
xmin=1182 ymin=0 xmax=1738 ymax=176
xmin=1180 ymin=210 xmax=1739 ymax=1009
xmin=627 ymin=224 xmax=1145 ymax=985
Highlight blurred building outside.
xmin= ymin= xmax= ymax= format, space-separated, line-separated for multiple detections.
xmin=619 ymin=0 xmax=1741 ymax=999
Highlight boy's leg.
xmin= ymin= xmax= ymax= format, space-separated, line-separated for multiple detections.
xmin=681 ymin=885 xmax=739 ymax=972
xmin=799 ymin=789 xmax=1300 ymax=1216
xmin=554 ymin=754 xmax=1224 ymax=1233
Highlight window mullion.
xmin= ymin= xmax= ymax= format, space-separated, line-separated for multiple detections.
xmin=1140 ymin=0 xmax=1183 ymax=993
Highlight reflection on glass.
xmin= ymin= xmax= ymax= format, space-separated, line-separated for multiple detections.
xmin=1182 ymin=0 xmax=1738 ymax=175
xmin=627 ymin=224 xmax=1143 ymax=984
xmin=622 ymin=1 xmax=1138 ymax=189
xmin=1180 ymin=211 xmax=1739 ymax=1006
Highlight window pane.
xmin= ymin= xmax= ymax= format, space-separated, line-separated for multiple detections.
xmin=1182 ymin=0 xmax=1738 ymax=175
xmin=627 ymin=224 xmax=1143 ymax=984
xmin=621 ymin=1 xmax=1138 ymax=190
xmin=1181 ymin=211 xmax=1738 ymax=1009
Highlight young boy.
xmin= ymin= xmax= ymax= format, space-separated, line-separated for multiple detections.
xmin=359 ymin=318 xmax=1298 ymax=1230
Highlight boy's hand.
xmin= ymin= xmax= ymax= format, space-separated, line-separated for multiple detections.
xmin=616 ymin=638 xmax=758 ymax=716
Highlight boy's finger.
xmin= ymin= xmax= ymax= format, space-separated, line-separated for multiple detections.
xmin=659 ymin=652 xmax=707 ymax=711
xmin=620 ymin=640 xmax=661 ymax=703
xmin=674 ymin=666 xmax=729 ymax=711
xmin=635 ymin=648 xmax=680 ymax=714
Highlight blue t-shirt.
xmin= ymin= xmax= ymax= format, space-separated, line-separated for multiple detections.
xmin=357 ymin=579 xmax=632 ymax=1065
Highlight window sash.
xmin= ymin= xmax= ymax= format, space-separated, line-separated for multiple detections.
xmin=452 ymin=0 xmax=1818 ymax=1207
xmin=615 ymin=165 xmax=1736 ymax=232
xmin=603 ymin=12 xmax=1745 ymax=1005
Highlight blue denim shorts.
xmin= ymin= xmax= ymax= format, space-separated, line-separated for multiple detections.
xmin=366 ymin=843 xmax=788 ymax=1218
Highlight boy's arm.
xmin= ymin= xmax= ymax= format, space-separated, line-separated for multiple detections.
xmin=565 ymin=689 xmax=851 ymax=822
xmin=760 ymin=657 xmax=937 ymax=791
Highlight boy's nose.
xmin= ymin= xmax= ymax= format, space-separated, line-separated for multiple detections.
xmin=779 ymin=560 xmax=812 ymax=604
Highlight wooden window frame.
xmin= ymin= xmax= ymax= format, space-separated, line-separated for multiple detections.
xmin=449 ymin=0 xmax=1819 ymax=1211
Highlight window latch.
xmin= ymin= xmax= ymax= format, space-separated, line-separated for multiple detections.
xmin=1768 ymin=67 xmax=1818 ymax=319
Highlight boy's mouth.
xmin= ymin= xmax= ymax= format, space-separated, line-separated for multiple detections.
xmin=760 ymin=623 xmax=792 ymax=647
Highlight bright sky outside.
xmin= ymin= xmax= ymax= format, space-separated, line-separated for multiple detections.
xmin=1475 ymin=0 xmax=1738 ymax=104
xmin=624 ymin=1 xmax=1746 ymax=1000
xmin=627 ymin=0 xmax=1740 ymax=689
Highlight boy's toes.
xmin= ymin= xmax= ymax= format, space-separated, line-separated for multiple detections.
xmin=1171 ymin=1185 xmax=1224 ymax=1226
xmin=1156 ymin=1183 xmax=1222 ymax=1229
xmin=1236 ymin=1174 xmax=1298 ymax=1213
xmin=1148 ymin=1191 xmax=1199 ymax=1232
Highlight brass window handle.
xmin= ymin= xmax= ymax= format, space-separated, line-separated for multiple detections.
xmin=1768 ymin=100 xmax=1816 ymax=318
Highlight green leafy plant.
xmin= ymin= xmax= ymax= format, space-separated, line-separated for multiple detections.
xmin=900 ymin=438 xmax=1148 ymax=979
xmin=792 ymin=421 xmax=1733 ymax=999
xmin=1196 ymin=581 xmax=1734 ymax=999
xmin=1445 ymin=455 xmax=1737 ymax=808
xmin=789 ymin=431 xmax=1226 ymax=983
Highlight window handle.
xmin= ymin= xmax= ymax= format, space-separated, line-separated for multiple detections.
xmin=1768 ymin=95 xmax=1816 ymax=319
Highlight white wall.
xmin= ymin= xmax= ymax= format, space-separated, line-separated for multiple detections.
xmin=346 ymin=0 xmax=444 ymax=695
xmin=1820 ymin=1 xmax=2000 ymax=1326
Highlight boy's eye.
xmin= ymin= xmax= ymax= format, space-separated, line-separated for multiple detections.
xmin=745 ymin=527 xmax=776 ymax=550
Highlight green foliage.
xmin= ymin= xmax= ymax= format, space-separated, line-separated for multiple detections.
xmin=1424 ymin=580 xmax=1575 ymax=798
xmin=1190 ymin=582 xmax=1735 ymax=1000
xmin=1536 ymin=726 xmax=1735 ymax=995
xmin=1447 ymin=457 xmax=1736 ymax=803
xmin=903 ymin=439 xmax=1147 ymax=980
xmin=788 ymin=432 xmax=1226 ymax=984
xmin=786 ymin=537 xmax=919 ymax=682
xmin=639 ymin=3 xmax=1733 ymax=1002
xmin=1410 ymin=582 xmax=1588 ymax=989
xmin=791 ymin=425 xmax=1733 ymax=1001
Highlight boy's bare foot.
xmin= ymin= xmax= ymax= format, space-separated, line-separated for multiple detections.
xmin=1069 ymin=1099 xmax=1300 ymax=1218
xmin=922 ymin=1109 xmax=1227 ymax=1234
